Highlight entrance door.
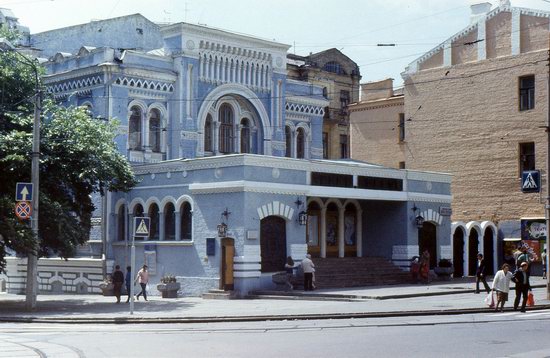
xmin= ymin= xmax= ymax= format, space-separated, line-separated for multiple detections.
xmin=468 ymin=230 xmax=479 ymax=276
xmin=483 ymin=228 xmax=494 ymax=275
xmin=220 ymin=238 xmax=234 ymax=290
xmin=453 ymin=228 xmax=465 ymax=277
xmin=260 ymin=216 xmax=287 ymax=272
xmin=418 ymin=222 xmax=437 ymax=269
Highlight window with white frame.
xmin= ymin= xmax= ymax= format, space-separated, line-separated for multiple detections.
xmin=240 ymin=118 xmax=251 ymax=153
xmin=149 ymin=108 xmax=161 ymax=152
xmin=129 ymin=106 xmax=142 ymax=150
xmin=219 ymin=104 xmax=234 ymax=154
xmin=297 ymin=127 xmax=305 ymax=159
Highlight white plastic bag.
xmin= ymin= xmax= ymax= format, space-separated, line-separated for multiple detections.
xmin=484 ymin=292 xmax=494 ymax=308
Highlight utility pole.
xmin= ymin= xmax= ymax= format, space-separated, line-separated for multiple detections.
xmin=546 ymin=48 xmax=550 ymax=301
xmin=25 ymin=67 xmax=41 ymax=311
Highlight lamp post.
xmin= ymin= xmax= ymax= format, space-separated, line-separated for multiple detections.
xmin=0 ymin=38 xmax=41 ymax=311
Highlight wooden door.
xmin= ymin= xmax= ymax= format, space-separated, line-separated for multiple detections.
xmin=221 ymin=238 xmax=234 ymax=290
xmin=260 ymin=216 xmax=287 ymax=272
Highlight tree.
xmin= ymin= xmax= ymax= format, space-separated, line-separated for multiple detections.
xmin=0 ymin=39 xmax=137 ymax=272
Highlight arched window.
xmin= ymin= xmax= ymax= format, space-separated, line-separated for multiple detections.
xmin=204 ymin=114 xmax=213 ymax=152
xmin=117 ymin=205 xmax=126 ymax=242
xmin=219 ymin=104 xmax=234 ymax=153
xmin=149 ymin=108 xmax=161 ymax=153
xmin=240 ymin=118 xmax=250 ymax=153
xmin=148 ymin=203 xmax=159 ymax=241
xmin=133 ymin=204 xmax=144 ymax=240
xmin=180 ymin=202 xmax=192 ymax=241
xmin=129 ymin=106 xmax=142 ymax=150
xmin=164 ymin=203 xmax=175 ymax=241
xmin=285 ymin=126 xmax=292 ymax=158
xmin=296 ymin=127 xmax=305 ymax=159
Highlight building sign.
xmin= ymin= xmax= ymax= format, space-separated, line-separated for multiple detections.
xmin=521 ymin=218 xmax=547 ymax=241
xmin=439 ymin=207 xmax=452 ymax=216
xmin=521 ymin=170 xmax=540 ymax=193
xmin=206 ymin=238 xmax=216 ymax=256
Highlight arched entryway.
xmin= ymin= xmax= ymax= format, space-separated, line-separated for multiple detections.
xmin=483 ymin=227 xmax=495 ymax=275
xmin=418 ymin=222 xmax=437 ymax=269
xmin=468 ymin=229 xmax=480 ymax=275
xmin=260 ymin=216 xmax=287 ymax=272
xmin=453 ymin=227 xmax=465 ymax=277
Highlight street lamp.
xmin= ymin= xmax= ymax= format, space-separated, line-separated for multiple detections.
xmin=0 ymin=38 xmax=42 ymax=311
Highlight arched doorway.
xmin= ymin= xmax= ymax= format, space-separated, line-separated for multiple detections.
xmin=418 ymin=222 xmax=437 ymax=269
xmin=453 ymin=227 xmax=465 ymax=277
xmin=483 ymin=228 xmax=494 ymax=275
xmin=260 ymin=216 xmax=287 ymax=272
xmin=468 ymin=229 xmax=479 ymax=275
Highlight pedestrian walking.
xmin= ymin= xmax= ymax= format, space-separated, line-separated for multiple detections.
xmin=491 ymin=263 xmax=514 ymax=312
xmin=125 ymin=266 xmax=132 ymax=303
xmin=112 ymin=265 xmax=124 ymax=303
xmin=301 ymin=254 xmax=315 ymax=291
xmin=475 ymin=253 xmax=491 ymax=294
xmin=284 ymin=256 xmax=295 ymax=291
xmin=512 ymin=262 xmax=531 ymax=312
xmin=135 ymin=264 xmax=149 ymax=301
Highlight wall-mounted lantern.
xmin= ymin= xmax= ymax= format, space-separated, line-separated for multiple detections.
xmin=412 ymin=204 xmax=425 ymax=229
xmin=295 ymin=197 xmax=308 ymax=226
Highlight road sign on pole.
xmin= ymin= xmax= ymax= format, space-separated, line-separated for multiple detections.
xmin=134 ymin=217 xmax=150 ymax=238
xmin=15 ymin=182 xmax=33 ymax=202
xmin=15 ymin=201 xmax=32 ymax=220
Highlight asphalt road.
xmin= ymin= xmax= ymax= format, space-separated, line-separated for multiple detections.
xmin=1 ymin=310 xmax=550 ymax=357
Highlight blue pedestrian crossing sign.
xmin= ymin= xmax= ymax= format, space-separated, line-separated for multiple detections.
xmin=15 ymin=182 xmax=33 ymax=202
xmin=521 ymin=170 xmax=540 ymax=193
xmin=134 ymin=217 xmax=150 ymax=237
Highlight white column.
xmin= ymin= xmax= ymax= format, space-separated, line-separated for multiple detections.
xmin=338 ymin=207 xmax=345 ymax=258
xmin=477 ymin=18 xmax=487 ymax=60
xmin=159 ymin=211 xmax=165 ymax=241
xmin=186 ymin=63 xmax=193 ymax=120
xmin=356 ymin=210 xmax=363 ymax=257
xmin=175 ymin=211 xmax=181 ymax=241
xmin=443 ymin=40 xmax=452 ymax=67
xmin=320 ymin=207 xmax=327 ymax=258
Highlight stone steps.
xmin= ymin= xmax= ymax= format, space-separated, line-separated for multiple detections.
xmin=201 ymin=289 xmax=237 ymax=300
xmin=310 ymin=257 xmax=410 ymax=288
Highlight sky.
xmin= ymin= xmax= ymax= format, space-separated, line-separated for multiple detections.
xmin=2 ymin=0 xmax=550 ymax=87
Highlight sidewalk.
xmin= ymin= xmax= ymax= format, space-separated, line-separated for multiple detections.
xmin=0 ymin=277 xmax=548 ymax=324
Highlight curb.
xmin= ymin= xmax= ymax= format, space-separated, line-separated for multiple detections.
xmin=1 ymin=304 xmax=549 ymax=324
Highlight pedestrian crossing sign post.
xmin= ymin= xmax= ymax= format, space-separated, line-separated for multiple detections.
xmin=521 ymin=170 xmax=540 ymax=193
xmin=134 ymin=217 xmax=150 ymax=238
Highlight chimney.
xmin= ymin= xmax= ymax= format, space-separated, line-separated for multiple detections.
xmin=470 ymin=2 xmax=492 ymax=24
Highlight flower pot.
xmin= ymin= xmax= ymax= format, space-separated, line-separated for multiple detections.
xmin=434 ymin=266 xmax=453 ymax=281
xmin=99 ymin=282 xmax=114 ymax=296
xmin=157 ymin=282 xmax=181 ymax=298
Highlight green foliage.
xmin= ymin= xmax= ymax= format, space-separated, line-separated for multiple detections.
xmin=0 ymin=42 xmax=137 ymax=272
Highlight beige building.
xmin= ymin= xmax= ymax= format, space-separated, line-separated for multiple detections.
xmin=349 ymin=78 xmax=405 ymax=169
xmin=350 ymin=1 xmax=549 ymax=276
xmin=287 ymin=49 xmax=361 ymax=159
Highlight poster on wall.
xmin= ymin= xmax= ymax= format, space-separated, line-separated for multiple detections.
xmin=523 ymin=240 xmax=541 ymax=263
xmin=521 ymin=218 xmax=547 ymax=241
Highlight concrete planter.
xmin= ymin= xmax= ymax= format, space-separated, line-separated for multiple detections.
xmin=157 ymin=282 xmax=181 ymax=298
xmin=434 ymin=267 xmax=453 ymax=280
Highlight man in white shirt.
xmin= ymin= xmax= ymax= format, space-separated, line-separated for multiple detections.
xmin=301 ymin=254 xmax=315 ymax=291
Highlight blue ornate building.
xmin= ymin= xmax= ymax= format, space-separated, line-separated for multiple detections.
xmin=9 ymin=14 xmax=453 ymax=296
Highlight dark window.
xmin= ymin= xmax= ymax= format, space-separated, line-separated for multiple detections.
xmin=399 ymin=113 xmax=405 ymax=142
xmin=204 ymin=115 xmax=213 ymax=152
xmin=311 ymin=172 xmax=353 ymax=188
xmin=340 ymin=90 xmax=350 ymax=110
xmin=164 ymin=203 xmax=175 ymax=241
xmin=180 ymin=202 xmax=192 ymax=241
xmin=148 ymin=204 xmax=159 ymax=240
xmin=519 ymin=142 xmax=535 ymax=174
xmin=399 ymin=161 xmax=406 ymax=169
xmin=323 ymin=61 xmax=346 ymax=75
xmin=322 ymin=132 xmax=329 ymax=159
xmin=340 ymin=134 xmax=348 ymax=159
xmin=129 ymin=106 xmax=142 ymax=150
xmin=519 ymin=75 xmax=535 ymax=111
xmin=357 ymin=176 xmax=403 ymax=191
xmin=285 ymin=126 xmax=292 ymax=158
xmin=117 ymin=205 xmax=126 ymax=242
xmin=240 ymin=118 xmax=250 ymax=153
xmin=297 ymin=128 xmax=305 ymax=159
xmin=219 ymin=104 xmax=234 ymax=153
xmin=149 ymin=108 xmax=161 ymax=152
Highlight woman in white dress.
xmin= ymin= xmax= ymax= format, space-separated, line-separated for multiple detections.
xmin=492 ymin=263 xmax=514 ymax=312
